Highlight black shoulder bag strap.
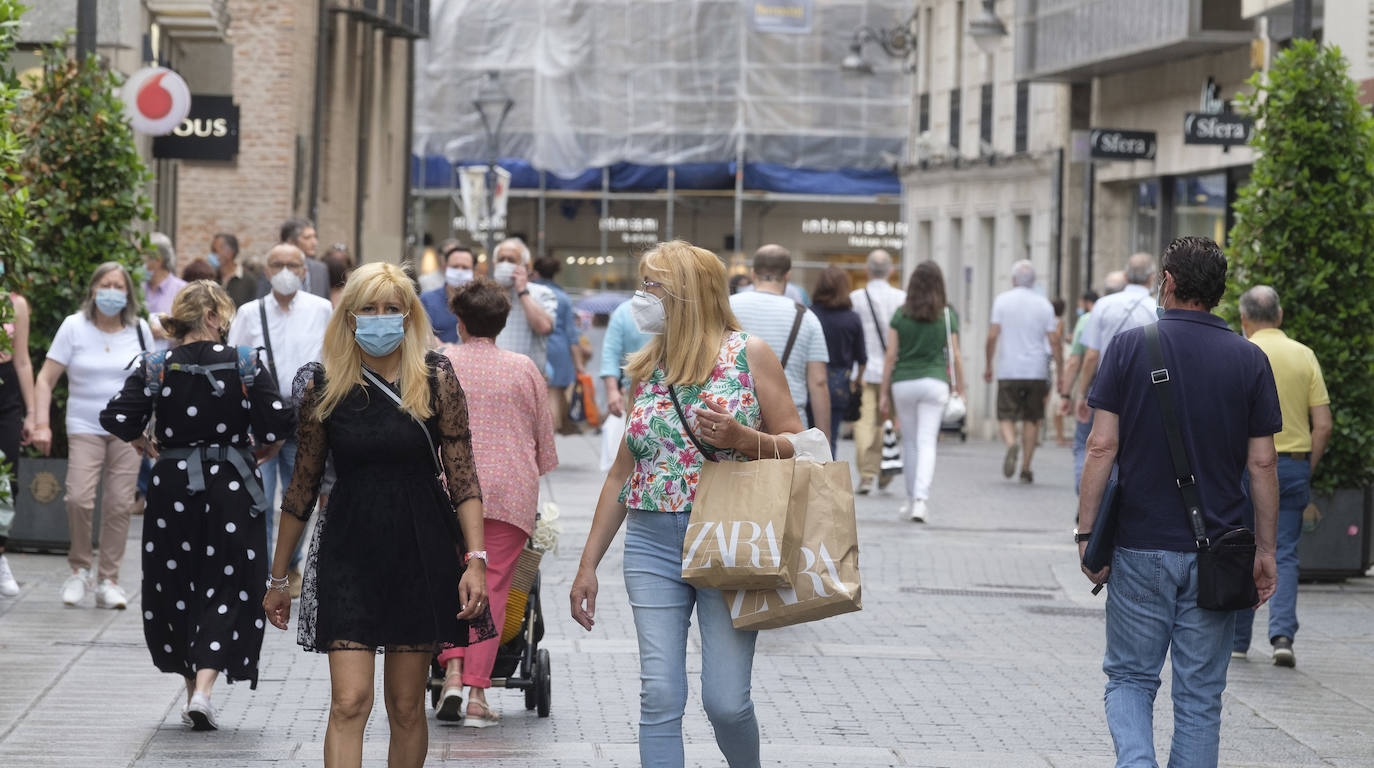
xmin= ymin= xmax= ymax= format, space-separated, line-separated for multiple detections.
xmin=778 ymin=302 xmax=807 ymax=368
xmin=666 ymin=384 xmax=718 ymax=462
xmin=258 ymin=300 xmax=280 ymax=387
xmin=135 ymin=322 xmax=147 ymax=352
xmin=1143 ymin=322 xmax=1209 ymax=550
xmin=863 ymin=288 xmax=887 ymax=353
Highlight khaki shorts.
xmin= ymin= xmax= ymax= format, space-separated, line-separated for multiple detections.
xmin=997 ymin=379 xmax=1049 ymax=422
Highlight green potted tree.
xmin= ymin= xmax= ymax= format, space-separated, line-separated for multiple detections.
xmin=0 ymin=0 xmax=30 ymax=523
xmin=1225 ymin=39 xmax=1374 ymax=578
xmin=6 ymin=40 xmax=152 ymax=550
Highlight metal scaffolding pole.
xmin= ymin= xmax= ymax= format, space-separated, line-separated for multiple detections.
xmin=666 ymin=166 xmax=676 ymax=241
xmin=538 ymin=171 xmax=547 ymax=259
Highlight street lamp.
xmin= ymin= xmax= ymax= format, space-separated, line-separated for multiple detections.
xmin=840 ymin=13 xmax=918 ymax=75
xmin=967 ymin=0 xmax=1008 ymax=55
xmin=473 ymin=70 xmax=514 ymax=260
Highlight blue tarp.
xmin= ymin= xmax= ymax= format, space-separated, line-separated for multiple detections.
xmin=411 ymin=155 xmax=898 ymax=196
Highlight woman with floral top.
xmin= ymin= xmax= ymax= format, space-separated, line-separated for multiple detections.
xmin=570 ymin=240 xmax=803 ymax=768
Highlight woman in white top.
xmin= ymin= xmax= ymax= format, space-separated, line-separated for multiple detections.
xmin=32 ymin=262 xmax=152 ymax=609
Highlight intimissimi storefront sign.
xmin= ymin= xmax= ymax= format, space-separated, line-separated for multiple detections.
xmin=802 ymin=217 xmax=906 ymax=250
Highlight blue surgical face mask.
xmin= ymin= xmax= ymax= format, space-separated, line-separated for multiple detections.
xmin=206 ymin=253 xmax=221 ymax=271
xmin=95 ymin=287 xmax=127 ymax=317
xmin=352 ymin=313 xmax=407 ymax=357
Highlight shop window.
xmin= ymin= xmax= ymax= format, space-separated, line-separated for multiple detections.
xmin=1132 ymin=180 xmax=1159 ymax=258
xmin=1171 ymin=173 xmax=1227 ymax=245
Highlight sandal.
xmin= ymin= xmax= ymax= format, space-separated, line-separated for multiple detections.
xmin=435 ymin=675 xmax=464 ymax=722
xmin=461 ymin=699 xmax=501 ymax=728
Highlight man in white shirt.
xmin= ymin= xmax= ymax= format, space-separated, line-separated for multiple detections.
xmin=984 ymin=260 xmax=1061 ymax=484
xmin=849 ymin=249 xmax=906 ymax=493
xmin=228 ymin=243 xmax=333 ymax=589
xmin=729 ymin=244 xmax=830 ymax=441
xmin=490 ymin=238 xmax=558 ymax=373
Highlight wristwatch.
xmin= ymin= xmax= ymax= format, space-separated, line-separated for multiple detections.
xmin=1073 ymin=528 xmax=1092 ymax=543
xmin=465 ymin=550 xmax=488 ymax=564
xmin=517 ymin=288 xmax=530 ymax=297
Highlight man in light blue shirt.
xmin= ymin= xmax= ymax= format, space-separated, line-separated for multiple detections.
xmin=599 ymin=300 xmax=650 ymax=417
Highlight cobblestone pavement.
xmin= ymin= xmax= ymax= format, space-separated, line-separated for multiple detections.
xmin=2 ymin=433 xmax=1372 ymax=767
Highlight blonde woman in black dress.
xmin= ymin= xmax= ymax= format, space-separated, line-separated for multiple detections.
xmin=263 ymin=262 xmax=492 ymax=768
xmin=100 ymin=280 xmax=291 ymax=729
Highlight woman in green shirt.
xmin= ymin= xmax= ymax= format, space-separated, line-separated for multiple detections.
xmin=879 ymin=261 xmax=965 ymax=522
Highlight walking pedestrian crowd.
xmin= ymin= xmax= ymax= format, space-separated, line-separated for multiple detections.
xmin=0 ymin=223 xmax=1323 ymax=768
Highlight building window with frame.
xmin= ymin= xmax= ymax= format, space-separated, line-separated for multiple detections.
xmin=919 ymin=93 xmax=930 ymax=133
xmin=1014 ymin=81 xmax=1029 ymax=154
xmin=979 ymin=83 xmax=993 ymax=150
xmin=949 ymin=88 xmax=961 ymax=153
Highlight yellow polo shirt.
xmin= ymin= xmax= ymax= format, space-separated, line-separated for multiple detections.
xmin=1248 ymin=328 xmax=1328 ymax=453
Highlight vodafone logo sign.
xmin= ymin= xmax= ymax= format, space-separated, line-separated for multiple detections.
xmin=122 ymin=67 xmax=191 ymax=136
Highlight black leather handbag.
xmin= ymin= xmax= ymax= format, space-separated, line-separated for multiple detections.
xmin=1081 ymin=479 xmax=1120 ymax=574
xmin=1144 ymin=323 xmax=1257 ymax=612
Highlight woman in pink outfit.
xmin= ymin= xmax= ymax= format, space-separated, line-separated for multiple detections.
xmin=437 ymin=278 xmax=558 ymax=725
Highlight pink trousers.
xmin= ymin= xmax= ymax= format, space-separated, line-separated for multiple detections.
xmin=438 ymin=519 xmax=529 ymax=688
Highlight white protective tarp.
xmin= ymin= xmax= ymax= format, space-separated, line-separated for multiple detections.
xmin=414 ymin=0 xmax=913 ymax=178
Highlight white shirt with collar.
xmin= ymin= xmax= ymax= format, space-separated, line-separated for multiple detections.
xmin=227 ymin=290 xmax=335 ymax=399
xmin=989 ymin=286 xmax=1057 ymax=381
xmin=1079 ymin=283 xmax=1157 ymax=354
xmin=849 ymin=278 xmax=907 ymax=384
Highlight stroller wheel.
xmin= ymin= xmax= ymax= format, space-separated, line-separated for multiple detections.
xmin=535 ymin=648 xmax=552 ymax=717
xmin=524 ymin=680 xmax=537 ymax=711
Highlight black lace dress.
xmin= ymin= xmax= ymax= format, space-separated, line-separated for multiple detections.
xmin=284 ymin=352 xmax=497 ymax=653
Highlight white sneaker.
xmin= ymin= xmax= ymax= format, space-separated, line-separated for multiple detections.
xmin=186 ymin=691 xmax=218 ymax=731
xmin=909 ymin=499 xmax=928 ymax=523
xmin=95 ymin=579 xmax=128 ymax=610
xmin=61 ymin=569 xmax=91 ymax=606
xmin=0 ymin=554 xmax=19 ymax=597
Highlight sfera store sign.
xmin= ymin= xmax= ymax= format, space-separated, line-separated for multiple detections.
xmin=1089 ymin=129 xmax=1157 ymax=161
xmin=152 ymin=95 xmax=240 ymax=161
xmin=802 ymin=218 xmax=906 ymax=250
xmin=1183 ymin=77 xmax=1252 ymax=147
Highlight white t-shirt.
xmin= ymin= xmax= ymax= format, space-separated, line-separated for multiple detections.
xmin=227 ymin=291 xmax=335 ymax=398
xmin=1079 ymin=283 xmax=1156 ymax=354
xmin=989 ymin=287 xmax=1056 ymax=381
xmin=849 ymin=279 xmax=907 ymax=384
xmin=46 ymin=312 xmax=153 ymax=435
xmin=729 ymin=291 xmax=829 ymax=413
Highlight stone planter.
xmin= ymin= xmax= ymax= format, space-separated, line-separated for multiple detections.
xmin=1298 ymin=487 xmax=1372 ymax=580
xmin=6 ymin=456 xmax=104 ymax=554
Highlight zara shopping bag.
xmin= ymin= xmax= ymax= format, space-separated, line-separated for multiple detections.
xmin=670 ymin=387 xmax=803 ymax=590
xmin=725 ymin=449 xmax=862 ymax=630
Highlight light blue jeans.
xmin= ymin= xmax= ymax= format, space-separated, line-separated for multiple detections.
xmin=1074 ymin=413 xmax=1093 ymax=494
xmin=1235 ymin=456 xmax=1310 ymax=649
xmin=260 ymin=438 xmax=302 ymax=570
xmin=623 ymin=509 xmax=760 ymax=768
xmin=1104 ymin=547 xmax=1234 ymax=768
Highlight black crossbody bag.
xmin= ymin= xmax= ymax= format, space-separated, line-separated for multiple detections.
xmin=1144 ymin=323 xmax=1258 ymax=612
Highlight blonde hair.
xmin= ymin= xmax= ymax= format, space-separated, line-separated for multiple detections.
xmin=159 ymin=280 xmax=236 ymax=340
xmin=313 ymin=262 xmax=435 ymax=422
xmin=623 ymin=240 xmax=739 ymax=387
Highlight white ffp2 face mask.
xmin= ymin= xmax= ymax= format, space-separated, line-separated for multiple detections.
xmin=493 ymin=261 xmax=517 ymax=287
xmin=445 ymin=267 xmax=474 ymax=287
xmin=630 ymin=291 xmax=666 ymax=335
xmin=270 ymin=268 xmax=302 ymax=296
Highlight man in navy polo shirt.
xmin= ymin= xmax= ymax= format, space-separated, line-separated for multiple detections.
xmin=1076 ymin=236 xmax=1280 ymax=767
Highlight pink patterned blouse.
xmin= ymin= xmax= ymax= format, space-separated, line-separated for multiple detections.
xmin=619 ymin=331 xmax=762 ymax=513
xmin=442 ymin=338 xmax=558 ymax=536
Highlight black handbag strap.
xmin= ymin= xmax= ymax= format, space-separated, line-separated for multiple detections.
xmin=258 ymin=299 xmax=280 ymax=387
xmin=1143 ymin=322 xmax=1209 ymax=549
xmin=666 ymin=384 xmax=718 ymax=462
xmin=778 ymin=302 xmax=807 ymax=368
xmin=863 ymin=288 xmax=887 ymax=353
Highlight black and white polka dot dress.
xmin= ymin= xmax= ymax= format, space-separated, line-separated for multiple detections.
xmin=100 ymin=341 xmax=293 ymax=688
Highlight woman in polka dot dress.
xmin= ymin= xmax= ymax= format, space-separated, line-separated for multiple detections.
xmin=99 ymin=281 xmax=293 ymax=730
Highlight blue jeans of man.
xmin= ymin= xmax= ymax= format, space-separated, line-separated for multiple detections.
xmin=1074 ymin=413 xmax=1094 ymax=494
xmin=1234 ymin=456 xmax=1309 ymax=651
xmin=623 ymin=509 xmax=760 ymax=768
xmin=1104 ymin=547 xmax=1235 ymax=768
xmin=260 ymin=437 xmax=303 ymax=571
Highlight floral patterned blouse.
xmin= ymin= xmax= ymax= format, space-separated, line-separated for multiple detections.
xmin=619 ymin=331 xmax=761 ymax=512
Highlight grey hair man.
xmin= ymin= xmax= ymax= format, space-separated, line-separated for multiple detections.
xmin=1233 ymin=285 xmax=1331 ymax=668
xmin=984 ymin=260 xmax=1061 ymax=483
xmin=255 ymin=218 xmax=330 ymax=301
xmin=490 ymin=237 xmax=558 ymax=373
xmin=1103 ymin=271 xmax=1127 ymax=295
xmin=1069 ymin=253 xmax=1158 ymax=490
xmin=848 ymin=249 xmax=907 ymax=493
xmin=144 ymin=232 xmax=188 ymax=346
xmin=730 ymin=244 xmax=831 ymax=442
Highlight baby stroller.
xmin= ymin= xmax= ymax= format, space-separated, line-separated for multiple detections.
xmin=428 ymin=544 xmax=552 ymax=718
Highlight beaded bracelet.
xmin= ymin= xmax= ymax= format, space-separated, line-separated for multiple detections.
xmin=266 ymin=574 xmax=290 ymax=593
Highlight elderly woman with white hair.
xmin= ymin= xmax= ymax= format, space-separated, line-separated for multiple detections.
xmin=488 ymin=237 xmax=559 ymax=374
xmin=144 ymin=232 xmax=188 ymax=349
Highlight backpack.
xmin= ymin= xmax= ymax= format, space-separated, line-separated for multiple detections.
xmin=140 ymin=346 xmax=258 ymax=412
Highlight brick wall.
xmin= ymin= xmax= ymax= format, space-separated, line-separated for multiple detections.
xmin=172 ymin=0 xmax=317 ymax=268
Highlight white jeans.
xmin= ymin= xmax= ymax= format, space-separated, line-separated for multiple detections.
xmin=890 ymin=378 xmax=949 ymax=501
